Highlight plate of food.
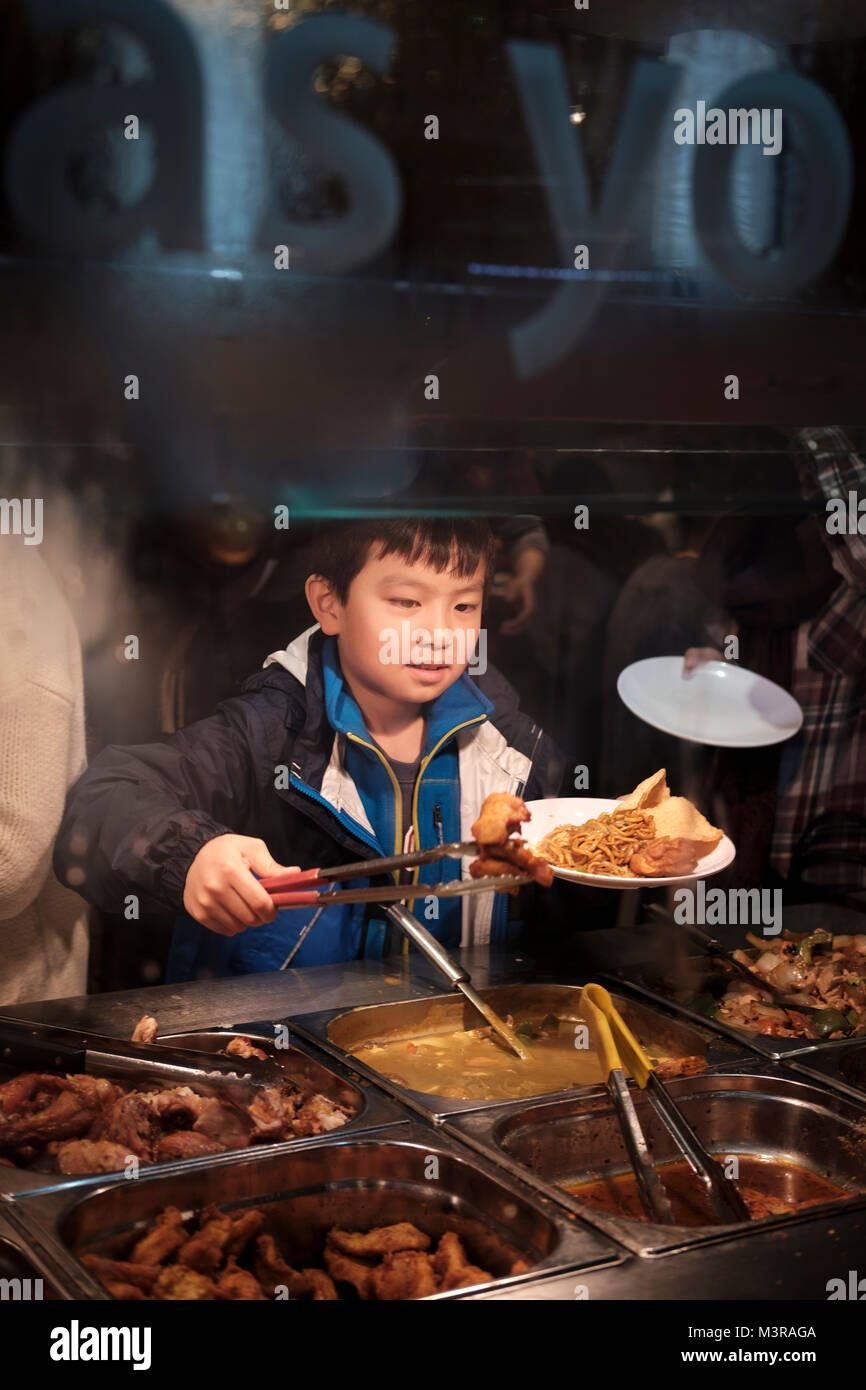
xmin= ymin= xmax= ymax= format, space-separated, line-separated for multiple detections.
xmin=616 ymin=657 xmax=803 ymax=748
xmin=525 ymin=769 xmax=735 ymax=889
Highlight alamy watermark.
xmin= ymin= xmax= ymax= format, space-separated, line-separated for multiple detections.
xmin=378 ymin=620 xmax=487 ymax=675
xmin=0 ymin=497 xmax=42 ymax=544
xmin=672 ymin=883 xmax=782 ymax=935
xmin=674 ymin=101 xmax=782 ymax=156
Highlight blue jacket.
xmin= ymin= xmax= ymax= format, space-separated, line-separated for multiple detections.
xmin=54 ymin=626 xmax=563 ymax=980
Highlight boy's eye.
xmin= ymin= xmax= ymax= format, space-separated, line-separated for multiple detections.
xmin=389 ymin=598 xmax=420 ymax=608
xmin=455 ymin=602 xmax=479 ymax=613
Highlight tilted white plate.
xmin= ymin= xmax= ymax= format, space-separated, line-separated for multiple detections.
xmin=616 ymin=657 xmax=803 ymax=748
xmin=525 ymin=796 xmax=735 ymax=890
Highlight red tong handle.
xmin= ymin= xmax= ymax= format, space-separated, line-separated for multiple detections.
xmin=259 ymin=868 xmax=322 ymax=892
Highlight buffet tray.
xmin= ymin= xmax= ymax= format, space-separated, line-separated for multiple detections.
xmin=444 ymin=1061 xmax=866 ymax=1257
xmin=2 ymin=1122 xmax=625 ymax=1300
xmin=0 ymin=1026 xmax=406 ymax=1195
xmin=287 ymin=980 xmax=750 ymax=1123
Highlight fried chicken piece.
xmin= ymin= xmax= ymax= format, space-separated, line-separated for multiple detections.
xmin=445 ymin=1265 xmax=494 ymax=1290
xmin=291 ymin=1093 xmax=351 ymax=1137
xmin=215 ymin=1256 xmax=267 ymax=1301
xmin=628 ymin=836 xmax=699 ymax=878
xmin=152 ymin=1264 xmax=219 ymax=1300
xmin=131 ymin=1015 xmax=159 ymax=1044
xmin=223 ymin=1036 xmax=269 ymax=1061
xmin=653 ymin=1055 xmax=707 ymax=1080
xmin=90 ymin=1092 xmax=158 ymax=1160
xmin=51 ymin=1139 xmax=139 ymax=1174
xmin=139 ymin=1085 xmax=208 ymax=1128
xmin=432 ymin=1230 xmax=470 ymax=1286
xmin=510 ymin=1257 xmax=531 ymax=1276
xmin=192 ymin=1098 xmax=253 ymax=1150
xmin=130 ymin=1206 xmax=187 ymax=1265
xmin=323 ymin=1246 xmax=375 ymax=1300
xmin=471 ymin=793 xmax=529 ymax=846
xmin=0 ymin=1074 xmax=121 ymax=1154
xmin=303 ymin=1268 xmax=339 ymax=1301
xmin=104 ymin=1280 xmax=150 ymax=1300
xmin=178 ymin=1208 xmax=234 ymax=1274
xmin=255 ymin=1234 xmax=310 ymax=1297
xmin=80 ymin=1254 xmax=159 ymax=1294
xmin=328 ymin=1223 xmax=431 ymax=1257
xmin=153 ymin=1131 xmax=225 ymax=1163
xmin=369 ymin=1250 xmax=439 ymax=1300
xmin=469 ymin=839 xmax=554 ymax=889
xmin=247 ymin=1083 xmax=300 ymax=1140
xmin=226 ymin=1208 xmax=265 ymax=1258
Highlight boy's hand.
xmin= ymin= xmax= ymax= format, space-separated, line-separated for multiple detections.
xmin=183 ymin=835 xmax=296 ymax=936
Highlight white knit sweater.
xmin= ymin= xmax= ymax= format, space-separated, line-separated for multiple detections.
xmin=0 ymin=539 xmax=89 ymax=1004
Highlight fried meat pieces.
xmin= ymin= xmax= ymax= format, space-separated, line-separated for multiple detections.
xmin=628 ymin=837 xmax=699 ymax=878
xmin=81 ymin=1213 xmax=518 ymax=1301
xmin=0 ymin=1022 xmax=353 ymax=1172
xmin=469 ymin=792 xmax=554 ymax=890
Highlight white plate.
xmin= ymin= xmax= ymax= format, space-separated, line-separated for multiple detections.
xmin=616 ymin=656 xmax=803 ymax=748
xmin=525 ymin=797 xmax=736 ymax=890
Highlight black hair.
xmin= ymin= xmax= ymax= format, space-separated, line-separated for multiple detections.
xmin=307 ymin=516 xmax=497 ymax=604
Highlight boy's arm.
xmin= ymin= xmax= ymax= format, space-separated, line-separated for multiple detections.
xmin=53 ymin=698 xmax=283 ymax=923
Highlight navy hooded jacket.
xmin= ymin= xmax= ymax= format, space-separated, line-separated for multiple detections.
xmin=53 ymin=626 xmax=563 ymax=980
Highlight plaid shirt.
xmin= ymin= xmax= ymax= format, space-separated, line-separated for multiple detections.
xmin=772 ymin=428 xmax=866 ymax=884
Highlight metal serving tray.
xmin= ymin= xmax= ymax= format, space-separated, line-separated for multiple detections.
xmin=446 ymin=1064 xmax=866 ymax=1257
xmin=4 ymin=1123 xmax=625 ymax=1300
xmin=288 ymin=981 xmax=750 ymax=1123
xmin=0 ymin=1027 xmax=404 ymax=1195
xmin=788 ymin=1037 xmax=866 ymax=1105
xmin=0 ymin=1206 xmax=64 ymax=1299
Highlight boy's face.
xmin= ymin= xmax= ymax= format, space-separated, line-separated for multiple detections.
xmin=309 ymin=545 xmax=485 ymax=707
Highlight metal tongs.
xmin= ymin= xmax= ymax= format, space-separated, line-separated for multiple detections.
xmin=579 ymin=984 xmax=750 ymax=1225
xmin=259 ymin=842 xmax=530 ymax=906
xmin=263 ymin=849 xmax=533 ymax=1061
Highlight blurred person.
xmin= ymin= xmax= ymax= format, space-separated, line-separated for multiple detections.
xmin=684 ymin=428 xmax=865 ymax=892
xmin=0 ymin=534 xmax=89 ymax=1003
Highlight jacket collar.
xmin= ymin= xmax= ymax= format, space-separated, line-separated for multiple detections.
xmin=319 ymin=635 xmax=493 ymax=754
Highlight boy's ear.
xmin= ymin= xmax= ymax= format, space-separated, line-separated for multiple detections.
xmin=305 ymin=574 xmax=342 ymax=634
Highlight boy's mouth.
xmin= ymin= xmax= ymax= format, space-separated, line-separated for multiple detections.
xmin=405 ymin=661 xmax=451 ymax=680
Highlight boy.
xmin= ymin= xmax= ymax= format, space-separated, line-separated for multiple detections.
xmin=54 ymin=518 xmax=563 ymax=980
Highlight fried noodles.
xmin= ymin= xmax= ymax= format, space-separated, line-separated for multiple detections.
xmin=535 ymin=809 xmax=655 ymax=877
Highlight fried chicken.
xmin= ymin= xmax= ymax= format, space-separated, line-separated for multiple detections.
xmin=628 ymin=836 xmax=699 ymax=878
xmin=223 ymin=1036 xmax=269 ymax=1061
xmin=131 ymin=1015 xmax=159 ymax=1044
xmin=291 ymin=1093 xmax=352 ymax=1137
xmin=215 ymin=1256 xmax=267 ymax=1300
xmin=254 ymin=1234 xmax=310 ymax=1298
xmin=369 ymin=1250 xmax=439 ymax=1300
xmin=0 ymin=1074 xmax=121 ymax=1155
xmin=153 ymin=1131 xmax=225 ymax=1162
xmin=327 ymin=1223 xmax=431 ymax=1257
xmin=471 ymin=793 xmax=529 ymax=846
xmin=469 ymin=840 xmax=554 ymax=888
xmin=80 ymin=1254 xmax=159 ymax=1294
xmin=468 ymin=794 xmax=553 ymax=890
xmin=50 ymin=1138 xmax=139 ymax=1174
xmin=152 ymin=1264 xmax=218 ymax=1300
xmin=247 ymin=1084 xmax=299 ymax=1139
xmin=323 ymin=1246 xmax=375 ymax=1299
xmin=177 ymin=1207 xmax=234 ymax=1274
xmin=130 ymin=1206 xmax=187 ymax=1265
xmin=654 ymin=1055 xmax=707 ymax=1080
xmin=90 ymin=1092 xmax=159 ymax=1161
xmin=191 ymin=1098 xmax=253 ymax=1150
xmin=303 ymin=1268 xmax=339 ymax=1301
